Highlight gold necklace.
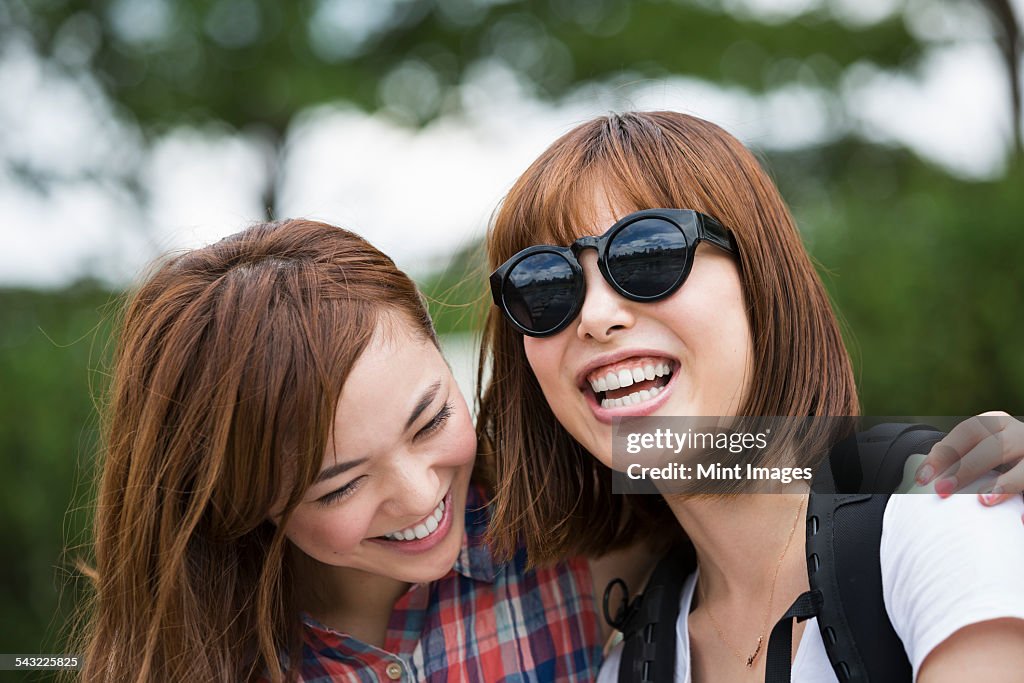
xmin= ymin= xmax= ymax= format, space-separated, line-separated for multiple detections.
xmin=696 ymin=496 xmax=806 ymax=669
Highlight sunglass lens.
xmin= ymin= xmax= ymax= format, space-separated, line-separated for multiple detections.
xmin=503 ymin=251 xmax=579 ymax=333
xmin=606 ymin=218 xmax=688 ymax=298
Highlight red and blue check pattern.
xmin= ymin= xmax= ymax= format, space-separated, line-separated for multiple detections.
xmin=280 ymin=484 xmax=603 ymax=682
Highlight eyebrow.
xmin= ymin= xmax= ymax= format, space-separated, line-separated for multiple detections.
xmin=313 ymin=457 xmax=369 ymax=486
xmin=312 ymin=379 xmax=444 ymax=486
xmin=405 ymin=380 xmax=442 ymax=431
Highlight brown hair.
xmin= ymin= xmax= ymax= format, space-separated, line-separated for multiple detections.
xmin=75 ymin=220 xmax=439 ymax=682
xmin=479 ymin=111 xmax=858 ymax=564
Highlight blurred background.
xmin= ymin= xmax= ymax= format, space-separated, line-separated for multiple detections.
xmin=1 ymin=0 xmax=1023 ymax=671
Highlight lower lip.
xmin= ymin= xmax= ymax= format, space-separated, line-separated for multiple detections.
xmin=585 ymin=367 xmax=680 ymax=424
xmin=367 ymin=489 xmax=455 ymax=554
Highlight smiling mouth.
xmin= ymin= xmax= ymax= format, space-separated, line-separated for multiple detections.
xmin=583 ymin=357 xmax=677 ymax=408
xmin=375 ymin=489 xmax=450 ymax=542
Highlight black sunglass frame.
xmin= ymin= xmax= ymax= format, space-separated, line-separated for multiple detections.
xmin=489 ymin=208 xmax=739 ymax=337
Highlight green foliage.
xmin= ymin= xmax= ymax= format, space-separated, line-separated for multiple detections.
xmin=0 ymin=282 xmax=117 ymax=662
xmin=8 ymin=0 xmax=925 ymax=132
xmin=789 ymin=149 xmax=1024 ymax=414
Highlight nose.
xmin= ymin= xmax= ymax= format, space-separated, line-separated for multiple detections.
xmin=574 ymin=251 xmax=636 ymax=342
xmin=384 ymin=450 xmax=442 ymax=520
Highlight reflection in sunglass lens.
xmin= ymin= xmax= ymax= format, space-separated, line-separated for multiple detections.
xmin=606 ymin=219 xmax=688 ymax=298
xmin=503 ymin=251 xmax=580 ymax=333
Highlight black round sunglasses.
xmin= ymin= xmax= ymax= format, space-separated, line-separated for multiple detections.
xmin=489 ymin=209 xmax=739 ymax=337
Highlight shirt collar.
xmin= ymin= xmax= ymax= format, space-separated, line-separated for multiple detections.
xmin=451 ymin=483 xmax=498 ymax=583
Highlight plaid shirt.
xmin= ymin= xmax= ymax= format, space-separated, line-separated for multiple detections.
xmin=281 ymin=485 xmax=603 ymax=682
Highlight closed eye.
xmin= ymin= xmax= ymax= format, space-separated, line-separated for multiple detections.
xmin=414 ymin=401 xmax=453 ymax=442
xmin=316 ymin=475 xmax=366 ymax=507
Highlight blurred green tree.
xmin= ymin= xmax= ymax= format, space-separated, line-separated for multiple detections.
xmin=5 ymin=0 xmax=1019 ymax=211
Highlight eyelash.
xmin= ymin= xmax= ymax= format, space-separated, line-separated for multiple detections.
xmin=317 ymin=476 xmax=364 ymax=507
xmin=415 ymin=401 xmax=454 ymax=441
xmin=316 ymin=401 xmax=455 ymax=506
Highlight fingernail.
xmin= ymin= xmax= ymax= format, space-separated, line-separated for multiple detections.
xmin=980 ymin=486 xmax=1005 ymax=506
xmin=915 ymin=463 xmax=935 ymax=485
xmin=935 ymin=477 xmax=958 ymax=498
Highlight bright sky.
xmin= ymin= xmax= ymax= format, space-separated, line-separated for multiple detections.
xmin=1 ymin=1 xmax=1021 ymax=287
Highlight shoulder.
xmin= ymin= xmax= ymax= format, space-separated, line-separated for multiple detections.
xmin=464 ymin=481 xmax=594 ymax=585
xmin=881 ymin=490 xmax=1024 ymax=678
xmin=458 ymin=481 xmax=601 ymax=632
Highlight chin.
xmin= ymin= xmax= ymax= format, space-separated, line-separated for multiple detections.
xmin=403 ymin=543 xmax=463 ymax=583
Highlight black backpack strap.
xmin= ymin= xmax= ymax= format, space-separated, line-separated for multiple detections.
xmin=765 ymin=590 xmax=824 ymax=683
xmin=614 ymin=544 xmax=695 ymax=683
xmin=801 ymin=423 xmax=944 ymax=683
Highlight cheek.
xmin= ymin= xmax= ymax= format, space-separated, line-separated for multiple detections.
xmin=523 ymin=337 xmax=566 ymax=398
xmin=284 ymin=507 xmax=372 ymax=559
xmin=447 ymin=407 xmax=479 ymax=468
xmin=660 ymin=277 xmax=753 ymax=409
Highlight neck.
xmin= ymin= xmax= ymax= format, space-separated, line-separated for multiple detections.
xmin=665 ymin=488 xmax=809 ymax=601
xmin=296 ymin=559 xmax=410 ymax=648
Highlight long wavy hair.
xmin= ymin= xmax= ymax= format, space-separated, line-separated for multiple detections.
xmin=479 ymin=111 xmax=859 ymax=564
xmin=74 ymin=219 xmax=439 ymax=682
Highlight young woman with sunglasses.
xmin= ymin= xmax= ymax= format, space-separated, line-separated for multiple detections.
xmin=75 ymin=219 xmax=662 ymax=682
xmin=480 ymin=111 xmax=1024 ymax=682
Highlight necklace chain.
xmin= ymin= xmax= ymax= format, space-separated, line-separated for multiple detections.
xmin=697 ymin=496 xmax=806 ymax=669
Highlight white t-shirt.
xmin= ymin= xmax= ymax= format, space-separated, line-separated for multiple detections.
xmin=598 ymin=481 xmax=1024 ymax=682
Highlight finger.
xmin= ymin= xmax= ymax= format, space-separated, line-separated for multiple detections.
xmin=934 ymin=420 xmax=1024 ymax=497
xmin=916 ymin=412 xmax=1013 ymax=485
xmin=979 ymin=461 xmax=1024 ymax=506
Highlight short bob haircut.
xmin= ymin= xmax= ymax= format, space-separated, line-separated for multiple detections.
xmin=478 ymin=111 xmax=859 ymax=565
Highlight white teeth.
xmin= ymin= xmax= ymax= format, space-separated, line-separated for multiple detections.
xmin=384 ymin=497 xmax=447 ymax=542
xmin=600 ymin=385 xmax=664 ymax=410
xmin=589 ymin=362 xmax=674 ymax=391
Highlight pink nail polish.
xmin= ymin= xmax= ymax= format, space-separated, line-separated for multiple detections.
xmin=935 ymin=477 xmax=957 ymax=498
xmin=980 ymin=487 xmax=1004 ymax=506
xmin=915 ymin=463 xmax=935 ymax=485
